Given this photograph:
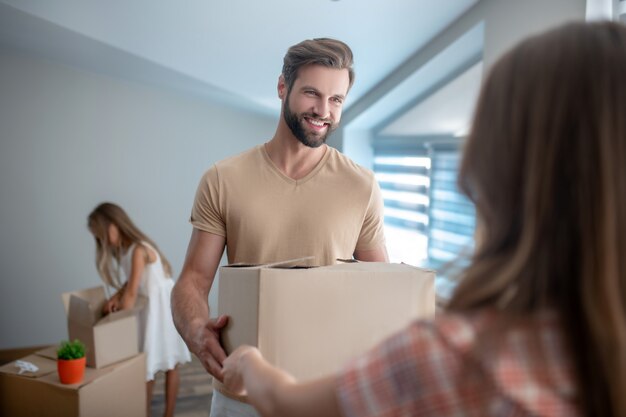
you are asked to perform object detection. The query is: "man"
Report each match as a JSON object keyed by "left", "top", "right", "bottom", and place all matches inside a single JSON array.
[{"left": 172, "top": 37, "right": 388, "bottom": 417}]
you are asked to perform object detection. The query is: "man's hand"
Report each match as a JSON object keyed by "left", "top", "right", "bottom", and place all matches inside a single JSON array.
[
  {"left": 171, "top": 230, "right": 227, "bottom": 378},
  {"left": 192, "top": 314, "right": 230, "bottom": 381}
]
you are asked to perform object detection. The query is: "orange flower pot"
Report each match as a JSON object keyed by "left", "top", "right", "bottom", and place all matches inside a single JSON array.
[{"left": 57, "top": 357, "right": 86, "bottom": 384}]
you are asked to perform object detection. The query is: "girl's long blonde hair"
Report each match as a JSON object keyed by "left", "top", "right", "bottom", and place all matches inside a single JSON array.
[
  {"left": 87, "top": 202, "right": 172, "bottom": 288},
  {"left": 448, "top": 21, "right": 626, "bottom": 416}
]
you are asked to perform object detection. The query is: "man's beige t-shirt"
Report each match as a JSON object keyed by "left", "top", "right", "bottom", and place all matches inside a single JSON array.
[{"left": 190, "top": 144, "right": 385, "bottom": 266}]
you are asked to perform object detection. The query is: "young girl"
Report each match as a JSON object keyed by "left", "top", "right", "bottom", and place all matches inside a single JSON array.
[
  {"left": 88, "top": 202, "right": 191, "bottom": 417},
  {"left": 222, "top": 21, "right": 626, "bottom": 417}
]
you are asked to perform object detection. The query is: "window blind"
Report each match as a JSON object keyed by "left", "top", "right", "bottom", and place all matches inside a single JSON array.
[
  {"left": 372, "top": 137, "right": 475, "bottom": 276},
  {"left": 373, "top": 140, "right": 431, "bottom": 265},
  {"left": 425, "top": 142, "right": 475, "bottom": 274}
]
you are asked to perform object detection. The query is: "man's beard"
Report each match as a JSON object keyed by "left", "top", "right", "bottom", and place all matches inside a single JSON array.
[{"left": 283, "top": 95, "right": 336, "bottom": 148}]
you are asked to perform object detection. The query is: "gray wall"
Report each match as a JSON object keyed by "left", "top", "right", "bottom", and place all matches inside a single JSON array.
[{"left": 0, "top": 47, "right": 276, "bottom": 349}]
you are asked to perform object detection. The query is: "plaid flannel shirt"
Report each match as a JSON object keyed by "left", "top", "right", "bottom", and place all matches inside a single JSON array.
[{"left": 337, "top": 309, "right": 579, "bottom": 417}]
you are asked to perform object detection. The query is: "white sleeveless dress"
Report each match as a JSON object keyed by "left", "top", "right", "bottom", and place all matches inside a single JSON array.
[{"left": 120, "top": 242, "right": 191, "bottom": 381}]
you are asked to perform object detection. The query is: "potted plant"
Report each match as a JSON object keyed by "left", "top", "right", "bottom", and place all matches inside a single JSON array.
[{"left": 57, "top": 339, "right": 87, "bottom": 384}]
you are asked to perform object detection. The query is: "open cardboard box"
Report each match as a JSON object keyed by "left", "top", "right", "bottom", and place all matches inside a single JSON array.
[
  {"left": 218, "top": 260, "right": 435, "bottom": 385},
  {"left": 62, "top": 286, "right": 146, "bottom": 368},
  {"left": 0, "top": 346, "right": 146, "bottom": 417}
]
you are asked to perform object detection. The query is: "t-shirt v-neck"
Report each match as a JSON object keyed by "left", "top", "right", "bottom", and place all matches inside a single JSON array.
[{"left": 260, "top": 144, "right": 331, "bottom": 186}]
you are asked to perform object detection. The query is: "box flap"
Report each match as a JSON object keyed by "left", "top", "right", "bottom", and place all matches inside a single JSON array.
[
  {"left": 68, "top": 294, "right": 101, "bottom": 326},
  {"left": 62, "top": 286, "right": 106, "bottom": 320},
  {"left": 94, "top": 295, "right": 147, "bottom": 326},
  {"left": 323, "top": 261, "right": 435, "bottom": 274},
  {"left": 35, "top": 345, "right": 59, "bottom": 360},
  {"left": 62, "top": 286, "right": 107, "bottom": 316},
  {"left": 261, "top": 257, "right": 316, "bottom": 269},
  {"left": 0, "top": 354, "right": 57, "bottom": 378},
  {"left": 61, "top": 292, "right": 71, "bottom": 316},
  {"left": 223, "top": 256, "right": 316, "bottom": 270},
  {"left": 0, "top": 346, "right": 117, "bottom": 387}
]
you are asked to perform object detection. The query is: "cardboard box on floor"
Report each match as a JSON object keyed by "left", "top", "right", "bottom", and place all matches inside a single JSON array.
[
  {"left": 62, "top": 286, "right": 146, "bottom": 368},
  {"left": 219, "top": 260, "right": 436, "bottom": 382},
  {"left": 0, "top": 347, "right": 146, "bottom": 417}
]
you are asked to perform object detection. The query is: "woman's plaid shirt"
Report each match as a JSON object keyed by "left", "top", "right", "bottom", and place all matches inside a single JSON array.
[{"left": 337, "top": 310, "right": 578, "bottom": 417}]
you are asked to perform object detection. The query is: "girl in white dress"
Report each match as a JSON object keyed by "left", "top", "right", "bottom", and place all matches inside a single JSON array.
[{"left": 88, "top": 202, "right": 191, "bottom": 417}]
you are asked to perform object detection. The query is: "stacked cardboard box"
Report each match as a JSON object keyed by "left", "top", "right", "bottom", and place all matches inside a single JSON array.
[
  {"left": 0, "top": 347, "right": 146, "bottom": 417},
  {"left": 0, "top": 285, "right": 148, "bottom": 416}
]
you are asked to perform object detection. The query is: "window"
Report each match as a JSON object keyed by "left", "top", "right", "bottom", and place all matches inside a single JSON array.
[
  {"left": 373, "top": 137, "right": 475, "bottom": 298},
  {"left": 373, "top": 140, "right": 430, "bottom": 267},
  {"left": 425, "top": 142, "right": 475, "bottom": 285}
]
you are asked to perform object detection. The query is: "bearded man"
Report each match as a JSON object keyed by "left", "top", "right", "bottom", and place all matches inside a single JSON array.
[{"left": 172, "top": 38, "right": 388, "bottom": 417}]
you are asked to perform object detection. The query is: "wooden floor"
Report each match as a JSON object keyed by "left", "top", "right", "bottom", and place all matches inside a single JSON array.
[{"left": 151, "top": 355, "right": 213, "bottom": 417}]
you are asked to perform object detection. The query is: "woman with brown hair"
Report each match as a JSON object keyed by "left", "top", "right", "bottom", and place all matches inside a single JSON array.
[{"left": 221, "top": 20, "right": 626, "bottom": 417}]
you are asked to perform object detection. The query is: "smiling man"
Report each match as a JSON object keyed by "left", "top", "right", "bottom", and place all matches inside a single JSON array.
[
  {"left": 171, "top": 38, "right": 388, "bottom": 417},
  {"left": 282, "top": 64, "right": 345, "bottom": 148}
]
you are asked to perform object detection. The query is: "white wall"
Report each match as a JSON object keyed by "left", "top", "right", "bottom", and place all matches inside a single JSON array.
[
  {"left": 342, "top": 129, "right": 374, "bottom": 170},
  {"left": 0, "top": 47, "right": 276, "bottom": 349},
  {"left": 340, "top": 0, "right": 586, "bottom": 168},
  {"left": 482, "top": 0, "right": 586, "bottom": 70}
]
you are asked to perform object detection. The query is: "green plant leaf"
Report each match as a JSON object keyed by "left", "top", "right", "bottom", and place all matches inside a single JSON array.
[{"left": 57, "top": 339, "right": 86, "bottom": 360}]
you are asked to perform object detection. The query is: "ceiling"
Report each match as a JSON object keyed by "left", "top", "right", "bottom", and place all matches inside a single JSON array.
[
  {"left": 0, "top": 0, "right": 479, "bottom": 122},
  {"left": 381, "top": 61, "right": 482, "bottom": 136}
]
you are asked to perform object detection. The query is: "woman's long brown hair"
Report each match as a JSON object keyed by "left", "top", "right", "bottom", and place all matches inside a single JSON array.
[
  {"left": 88, "top": 202, "right": 173, "bottom": 288},
  {"left": 448, "top": 21, "right": 626, "bottom": 416}
]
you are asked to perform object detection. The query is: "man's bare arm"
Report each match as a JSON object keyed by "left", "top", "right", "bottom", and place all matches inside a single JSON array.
[
  {"left": 171, "top": 228, "right": 228, "bottom": 380},
  {"left": 354, "top": 244, "right": 389, "bottom": 262}
]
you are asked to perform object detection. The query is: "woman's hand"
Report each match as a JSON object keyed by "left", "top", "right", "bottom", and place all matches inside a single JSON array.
[
  {"left": 222, "top": 345, "right": 262, "bottom": 395},
  {"left": 223, "top": 346, "right": 339, "bottom": 417},
  {"left": 102, "top": 296, "right": 121, "bottom": 315}
]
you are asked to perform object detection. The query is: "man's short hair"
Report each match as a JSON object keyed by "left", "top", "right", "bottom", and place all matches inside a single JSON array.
[{"left": 282, "top": 38, "right": 355, "bottom": 93}]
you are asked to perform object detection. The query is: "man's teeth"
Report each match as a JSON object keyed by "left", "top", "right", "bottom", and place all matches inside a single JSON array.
[{"left": 307, "top": 118, "right": 326, "bottom": 127}]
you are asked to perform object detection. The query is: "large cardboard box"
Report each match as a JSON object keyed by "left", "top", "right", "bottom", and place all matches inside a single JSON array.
[
  {"left": 0, "top": 347, "right": 146, "bottom": 417},
  {"left": 62, "top": 286, "right": 146, "bottom": 368},
  {"left": 219, "top": 261, "right": 435, "bottom": 382}
]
